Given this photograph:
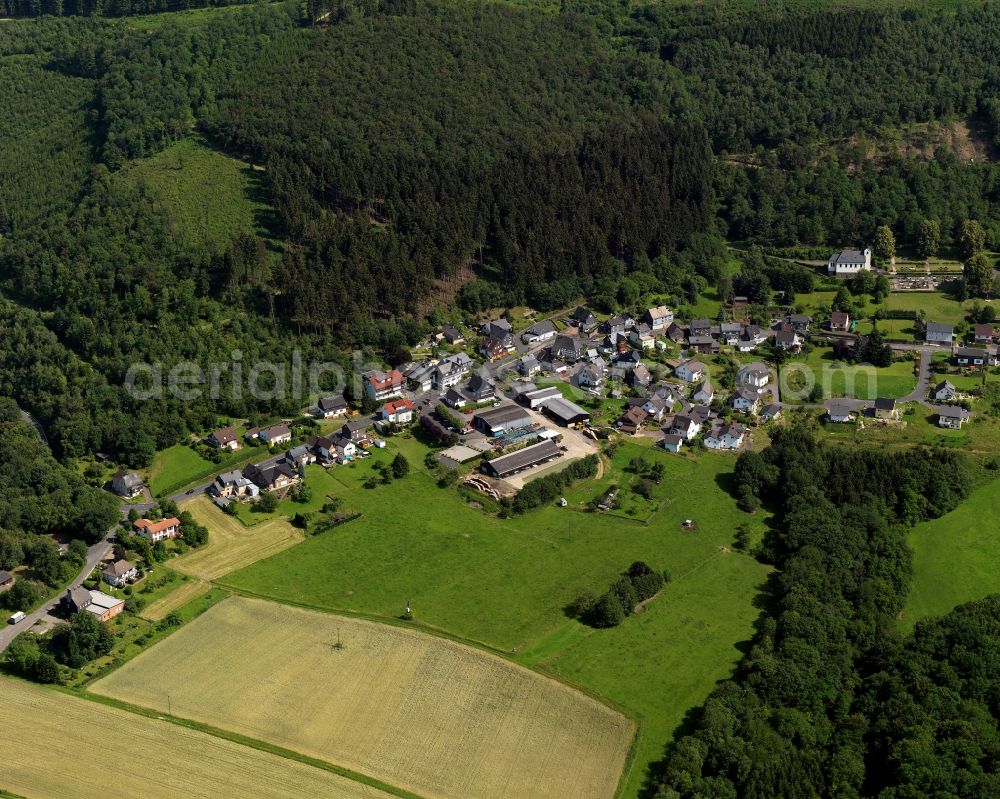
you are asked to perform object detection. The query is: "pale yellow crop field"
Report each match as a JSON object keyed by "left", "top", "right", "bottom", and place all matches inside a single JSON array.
[
  {"left": 140, "top": 577, "right": 210, "bottom": 621},
  {"left": 0, "top": 677, "right": 397, "bottom": 799},
  {"left": 93, "top": 596, "right": 634, "bottom": 799},
  {"left": 172, "top": 495, "right": 303, "bottom": 580}
]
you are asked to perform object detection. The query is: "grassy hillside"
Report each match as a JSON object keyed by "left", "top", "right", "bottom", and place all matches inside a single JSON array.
[
  {"left": 904, "top": 474, "right": 1000, "bottom": 630},
  {"left": 116, "top": 137, "right": 278, "bottom": 257}
]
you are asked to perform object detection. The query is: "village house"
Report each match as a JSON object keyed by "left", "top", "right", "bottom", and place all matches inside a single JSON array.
[
  {"left": 381, "top": 398, "right": 417, "bottom": 425},
  {"left": 629, "top": 324, "right": 656, "bottom": 350},
  {"left": 933, "top": 380, "right": 958, "bottom": 401},
  {"left": 441, "top": 325, "right": 465, "bottom": 345},
  {"left": 873, "top": 398, "right": 899, "bottom": 420},
  {"left": 85, "top": 591, "right": 126, "bottom": 622},
  {"left": 341, "top": 419, "right": 371, "bottom": 444},
  {"left": 518, "top": 355, "right": 540, "bottom": 378},
  {"left": 954, "top": 347, "right": 988, "bottom": 368},
  {"left": 617, "top": 405, "right": 649, "bottom": 435},
  {"left": 600, "top": 315, "right": 631, "bottom": 336},
  {"left": 443, "top": 387, "right": 468, "bottom": 409},
  {"left": 737, "top": 325, "right": 767, "bottom": 352},
  {"left": 315, "top": 435, "right": 357, "bottom": 463},
  {"left": 0, "top": 570, "right": 14, "bottom": 591},
  {"left": 731, "top": 386, "right": 761, "bottom": 414},
  {"left": 739, "top": 363, "right": 770, "bottom": 389},
  {"left": 670, "top": 414, "right": 702, "bottom": 441},
  {"left": 827, "top": 400, "right": 856, "bottom": 423},
  {"left": 62, "top": 586, "right": 93, "bottom": 615},
  {"left": 689, "top": 318, "right": 712, "bottom": 338},
  {"left": 364, "top": 369, "right": 406, "bottom": 401},
  {"left": 760, "top": 403, "right": 782, "bottom": 422},
  {"left": 102, "top": 559, "right": 138, "bottom": 588},
  {"left": 259, "top": 423, "right": 292, "bottom": 446},
  {"left": 464, "top": 373, "right": 496, "bottom": 403},
  {"left": 645, "top": 305, "right": 673, "bottom": 330},
  {"left": 693, "top": 379, "right": 714, "bottom": 404},
  {"left": 786, "top": 314, "right": 812, "bottom": 333},
  {"left": 829, "top": 311, "right": 851, "bottom": 332},
  {"left": 827, "top": 247, "right": 872, "bottom": 275},
  {"left": 628, "top": 363, "right": 652, "bottom": 390},
  {"left": 211, "top": 469, "right": 260, "bottom": 500},
  {"left": 435, "top": 353, "right": 474, "bottom": 389},
  {"left": 690, "top": 404, "right": 715, "bottom": 424},
  {"left": 925, "top": 322, "right": 954, "bottom": 344},
  {"left": 110, "top": 470, "right": 144, "bottom": 498},
  {"left": 937, "top": 405, "right": 970, "bottom": 429},
  {"left": 521, "top": 319, "right": 557, "bottom": 344},
  {"left": 552, "top": 334, "right": 589, "bottom": 363},
  {"left": 315, "top": 395, "right": 348, "bottom": 419},
  {"left": 571, "top": 306, "right": 598, "bottom": 332},
  {"left": 206, "top": 426, "right": 240, "bottom": 450},
  {"left": 574, "top": 363, "right": 606, "bottom": 391},
  {"left": 614, "top": 349, "right": 643, "bottom": 370},
  {"left": 688, "top": 334, "right": 719, "bottom": 354},
  {"left": 774, "top": 330, "right": 803, "bottom": 351},
  {"left": 284, "top": 443, "right": 316, "bottom": 469},
  {"left": 244, "top": 462, "right": 297, "bottom": 492},
  {"left": 133, "top": 517, "right": 181, "bottom": 542},
  {"left": 660, "top": 433, "right": 684, "bottom": 453},
  {"left": 975, "top": 324, "right": 996, "bottom": 344},
  {"left": 705, "top": 423, "right": 746, "bottom": 451},
  {"left": 719, "top": 322, "right": 743, "bottom": 346},
  {"left": 641, "top": 394, "right": 670, "bottom": 423},
  {"left": 665, "top": 322, "right": 686, "bottom": 344},
  {"left": 675, "top": 360, "right": 706, "bottom": 383}
]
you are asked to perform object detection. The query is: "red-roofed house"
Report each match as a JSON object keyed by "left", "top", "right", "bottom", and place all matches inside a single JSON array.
[
  {"left": 381, "top": 399, "right": 416, "bottom": 425},
  {"left": 364, "top": 370, "right": 405, "bottom": 401},
  {"left": 133, "top": 517, "right": 181, "bottom": 543}
]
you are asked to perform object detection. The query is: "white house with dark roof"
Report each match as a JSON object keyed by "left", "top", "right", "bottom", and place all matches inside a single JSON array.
[
  {"left": 925, "top": 322, "right": 954, "bottom": 344},
  {"left": 730, "top": 386, "right": 761, "bottom": 414},
  {"left": 645, "top": 306, "right": 673, "bottom": 330},
  {"left": 693, "top": 379, "right": 714, "bottom": 404},
  {"left": 521, "top": 319, "right": 557, "bottom": 344},
  {"left": 937, "top": 405, "right": 970, "bottom": 429},
  {"left": 671, "top": 414, "right": 702, "bottom": 440},
  {"left": 933, "top": 380, "right": 957, "bottom": 401},
  {"left": 660, "top": 433, "right": 684, "bottom": 453},
  {"left": 739, "top": 363, "right": 770, "bottom": 388},
  {"left": 315, "top": 395, "right": 348, "bottom": 419},
  {"left": 675, "top": 360, "right": 706, "bottom": 383},
  {"left": 705, "top": 423, "right": 746, "bottom": 450},
  {"left": 110, "top": 470, "right": 144, "bottom": 498},
  {"left": 827, "top": 401, "right": 856, "bottom": 423},
  {"left": 827, "top": 248, "right": 872, "bottom": 275}
]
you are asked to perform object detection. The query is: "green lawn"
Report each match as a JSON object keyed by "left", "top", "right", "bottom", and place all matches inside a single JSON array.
[
  {"left": 881, "top": 291, "right": 974, "bottom": 325},
  {"left": 148, "top": 441, "right": 268, "bottom": 496},
  {"left": 232, "top": 464, "right": 345, "bottom": 525},
  {"left": 781, "top": 347, "right": 916, "bottom": 401},
  {"left": 220, "top": 439, "right": 770, "bottom": 797},
  {"left": 116, "top": 137, "right": 278, "bottom": 257},
  {"left": 904, "top": 474, "right": 1000, "bottom": 632}
]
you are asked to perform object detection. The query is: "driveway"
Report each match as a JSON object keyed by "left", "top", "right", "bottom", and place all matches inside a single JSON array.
[{"left": 0, "top": 534, "right": 113, "bottom": 654}]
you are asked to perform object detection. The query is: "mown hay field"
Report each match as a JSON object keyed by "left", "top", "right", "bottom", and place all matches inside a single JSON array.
[
  {"left": 140, "top": 577, "right": 211, "bottom": 621},
  {"left": 92, "top": 596, "right": 634, "bottom": 799},
  {"left": 172, "top": 495, "right": 303, "bottom": 580},
  {"left": 0, "top": 677, "right": 397, "bottom": 799}
]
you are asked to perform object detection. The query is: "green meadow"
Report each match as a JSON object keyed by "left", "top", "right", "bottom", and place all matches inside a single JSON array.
[
  {"left": 219, "top": 436, "right": 770, "bottom": 797},
  {"left": 904, "top": 474, "right": 1000, "bottom": 631}
]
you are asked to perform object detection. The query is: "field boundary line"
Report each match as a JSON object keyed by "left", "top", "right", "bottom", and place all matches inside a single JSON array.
[{"left": 71, "top": 687, "right": 431, "bottom": 799}]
